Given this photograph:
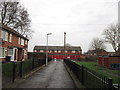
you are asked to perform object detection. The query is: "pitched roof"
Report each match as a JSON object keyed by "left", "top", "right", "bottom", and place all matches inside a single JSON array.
[
  {"left": 0, "top": 24, "right": 29, "bottom": 40},
  {"left": 34, "top": 46, "right": 82, "bottom": 51}
]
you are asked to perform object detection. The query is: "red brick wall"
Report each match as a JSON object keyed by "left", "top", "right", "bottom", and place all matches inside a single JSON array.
[
  {"left": 1, "top": 29, "right": 28, "bottom": 61},
  {"left": 109, "top": 57, "right": 120, "bottom": 64},
  {"left": 98, "top": 56, "right": 120, "bottom": 68},
  {"left": 2, "top": 33, "right": 27, "bottom": 48}
]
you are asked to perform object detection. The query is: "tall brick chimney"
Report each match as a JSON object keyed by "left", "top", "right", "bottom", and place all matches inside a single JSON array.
[{"left": 118, "top": 2, "right": 120, "bottom": 56}]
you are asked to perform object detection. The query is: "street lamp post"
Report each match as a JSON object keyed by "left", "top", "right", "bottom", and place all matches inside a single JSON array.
[{"left": 46, "top": 33, "right": 52, "bottom": 65}]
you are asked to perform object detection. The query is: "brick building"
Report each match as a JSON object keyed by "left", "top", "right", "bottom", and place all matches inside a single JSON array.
[
  {"left": 0, "top": 24, "right": 29, "bottom": 61},
  {"left": 33, "top": 46, "right": 82, "bottom": 60},
  {"left": 98, "top": 49, "right": 120, "bottom": 68}
]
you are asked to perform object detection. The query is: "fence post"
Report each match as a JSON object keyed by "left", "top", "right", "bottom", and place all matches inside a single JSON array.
[
  {"left": 81, "top": 65, "right": 84, "bottom": 85},
  {"left": 12, "top": 62, "right": 15, "bottom": 83},
  {"left": 108, "top": 78, "right": 113, "bottom": 90},
  {"left": 118, "top": 83, "right": 120, "bottom": 90},
  {"left": 20, "top": 61, "right": 23, "bottom": 78},
  {"left": 118, "top": 83, "right": 119, "bottom": 90}
]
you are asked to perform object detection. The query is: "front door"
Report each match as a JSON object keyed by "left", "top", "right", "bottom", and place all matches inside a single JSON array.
[
  {"left": 13, "top": 48, "right": 18, "bottom": 61},
  {"left": 8, "top": 48, "right": 18, "bottom": 61}
]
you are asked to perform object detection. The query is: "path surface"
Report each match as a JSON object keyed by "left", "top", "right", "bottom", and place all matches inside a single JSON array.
[{"left": 16, "top": 60, "right": 75, "bottom": 88}]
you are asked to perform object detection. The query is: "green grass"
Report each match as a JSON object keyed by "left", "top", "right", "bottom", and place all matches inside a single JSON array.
[{"left": 76, "top": 61, "right": 120, "bottom": 84}]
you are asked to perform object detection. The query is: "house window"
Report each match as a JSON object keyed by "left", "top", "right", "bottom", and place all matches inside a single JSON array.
[
  {"left": 18, "top": 37, "right": 21, "bottom": 44},
  {"left": 8, "top": 48, "right": 13, "bottom": 55},
  {"left": 1, "top": 30, "right": 8, "bottom": 41},
  {"left": 21, "top": 38, "right": 24, "bottom": 45},
  {"left": 5, "top": 32, "right": 8, "bottom": 41},
  {"left": 40, "top": 50, "right": 44, "bottom": 52},
  {"left": 72, "top": 51, "right": 75, "bottom": 53},
  {"left": 0, "top": 47, "right": 7, "bottom": 58},
  {"left": 25, "top": 40, "right": 28, "bottom": 45},
  {"left": 9, "top": 33, "right": 12, "bottom": 42},
  {"left": 49, "top": 50, "right": 52, "bottom": 53},
  {"left": 65, "top": 51, "right": 68, "bottom": 53},
  {"left": 34, "top": 50, "right": 37, "bottom": 52},
  {"left": 58, "top": 50, "right": 61, "bottom": 53},
  {"left": 55, "top": 50, "right": 57, "bottom": 53},
  {"left": 79, "top": 51, "right": 81, "bottom": 53}
]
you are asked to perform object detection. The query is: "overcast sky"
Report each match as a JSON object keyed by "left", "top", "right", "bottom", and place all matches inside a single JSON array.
[{"left": 20, "top": 0, "right": 118, "bottom": 53}]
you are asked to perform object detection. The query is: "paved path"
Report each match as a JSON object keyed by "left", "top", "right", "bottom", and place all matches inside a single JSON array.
[{"left": 16, "top": 60, "right": 75, "bottom": 88}]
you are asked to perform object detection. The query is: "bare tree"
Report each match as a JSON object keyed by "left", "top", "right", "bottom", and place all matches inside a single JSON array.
[
  {"left": 0, "top": 0, "right": 33, "bottom": 38},
  {"left": 103, "top": 24, "right": 119, "bottom": 52},
  {"left": 90, "top": 37, "right": 106, "bottom": 52}
]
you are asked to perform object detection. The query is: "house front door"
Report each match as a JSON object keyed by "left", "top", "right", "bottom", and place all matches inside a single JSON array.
[{"left": 13, "top": 48, "right": 18, "bottom": 61}]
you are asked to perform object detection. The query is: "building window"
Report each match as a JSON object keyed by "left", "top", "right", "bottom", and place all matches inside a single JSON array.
[
  {"left": 58, "top": 50, "right": 61, "bottom": 53},
  {"left": 65, "top": 51, "right": 68, "bottom": 53},
  {"left": 49, "top": 50, "right": 52, "bottom": 53},
  {"left": 34, "top": 50, "right": 37, "bottom": 52},
  {"left": 8, "top": 48, "right": 13, "bottom": 56},
  {"left": 40, "top": 50, "right": 44, "bottom": 53},
  {"left": 48, "top": 50, "right": 50, "bottom": 53},
  {"left": 25, "top": 40, "right": 28, "bottom": 45},
  {"left": 18, "top": 37, "right": 21, "bottom": 44},
  {"left": 9, "top": 33, "right": 12, "bottom": 42},
  {"left": 21, "top": 38, "right": 24, "bottom": 45},
  {"left": 1, "top": 30, "right": 8, "bottom": 41},
  {"left": 79, "top": 51, "right": 81, "bottom": 53},
  {"left": 72, "top": 51, "right": 75, "bottom": 53},
  {"left": 0, "top": 47, "right": 7, "bottom": 58},
  {"left": 55, "top": 50, "right": 57, "bottom": 53}
]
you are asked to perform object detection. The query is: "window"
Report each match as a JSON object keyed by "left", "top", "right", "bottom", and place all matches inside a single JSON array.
[
  {"left": 9, "top": 34, "right": 12, "bottom": 42},
  {"left": 55, "top": 50, "right": 57, "bottom": 53},
  {"left": 0, "top": 47, "right": 7, "bottom": 58},
  {"left": 1, "top": 30, "right": 8, "bottom": 41},
  {"left": 25, "top": 40, "right": 28, "bottom": 45},
  {"left": 72, "top": 51, "right": 75, "bottom": 53},
  {"left": 65, "top": 51, "right": 67, "bottom": 53},
  {"left": 5, "top": 32, "right": 8, "bottom": 41},
  {"left": 18, "top": 37, "right": 21, "bottom": 44},
  {"left": 49, "top": 50, "right": 52, "bottom": 53},
  {"left": 21, "top": 38, "right": 24, "bottom": 45},
  {"left": 8, "top": 48, "right": 13, "bottom": 55},
  {"left": 40, "top": 50, "right": 44, "bottom": 53},
  {"left": 58, "top": 50, "right": 61, "bottom": 53}
]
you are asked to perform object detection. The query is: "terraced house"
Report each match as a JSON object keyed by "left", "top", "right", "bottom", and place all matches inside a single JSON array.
[
  {"left": 0, "top": 24, "right": 29, "bottom": 61},
  {"left": 33, "top": 46, "right": 82, "bottom": 60}
]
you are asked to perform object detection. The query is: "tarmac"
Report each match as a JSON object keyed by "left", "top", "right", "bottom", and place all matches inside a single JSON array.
[{"left": 16, "top": 60, "right": 75, "bottom": 88}]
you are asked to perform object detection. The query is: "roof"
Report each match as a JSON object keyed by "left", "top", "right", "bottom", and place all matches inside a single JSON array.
[
  {"left": 0, "top": 24, "right": 29, "bottom": 40},
  {"left": 34, "top": 46, "right": 82, "bottom": 51}
]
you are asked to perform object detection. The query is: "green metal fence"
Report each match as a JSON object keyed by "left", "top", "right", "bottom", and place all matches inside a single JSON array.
[
  {"left": 2, "top": 58, "right": 52, "bottom": 88},
  {"left": 64, "top": 59, "right": 119, "bottom": 89}
]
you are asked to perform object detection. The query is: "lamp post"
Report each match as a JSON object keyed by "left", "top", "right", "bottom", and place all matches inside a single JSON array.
[{"left": 46, "top": 33, "right": 52, "bottom": 65}]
